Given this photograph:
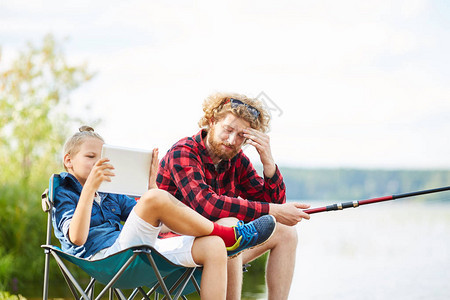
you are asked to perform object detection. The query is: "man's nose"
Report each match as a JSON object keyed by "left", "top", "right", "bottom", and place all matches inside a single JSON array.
[{"left": 227, "top": 133, "right": 237, "bottom": 145}]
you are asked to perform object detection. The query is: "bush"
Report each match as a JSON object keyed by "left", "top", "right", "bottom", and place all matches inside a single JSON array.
[{"left": 0, "top": 291, "right": 27, "bottom": 300}]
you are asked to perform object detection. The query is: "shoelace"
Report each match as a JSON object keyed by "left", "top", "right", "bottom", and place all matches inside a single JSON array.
[{"left": 235, "top": 221, "right": 258, "bottom": 246}]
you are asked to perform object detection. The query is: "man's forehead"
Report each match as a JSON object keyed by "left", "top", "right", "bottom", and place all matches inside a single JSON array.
[{"left": 219, "top": 113, "right": 250, "bottom": 130}]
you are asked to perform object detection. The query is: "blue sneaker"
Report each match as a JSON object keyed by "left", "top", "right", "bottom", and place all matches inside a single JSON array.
[{"left": 227, "top": 215, "right": 276, "bottom": 258}]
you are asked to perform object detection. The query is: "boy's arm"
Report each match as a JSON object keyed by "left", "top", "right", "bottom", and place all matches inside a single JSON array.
[{"left": 69, "top": 158, "right": 114, "bottom": 246}]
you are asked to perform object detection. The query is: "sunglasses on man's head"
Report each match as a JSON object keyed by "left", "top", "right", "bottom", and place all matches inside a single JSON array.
[{"left": 224, "top": 98, "right": 260, "bottom": 119}]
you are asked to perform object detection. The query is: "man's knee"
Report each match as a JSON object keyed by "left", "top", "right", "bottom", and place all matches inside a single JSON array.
[
  {"left": 216, "top": 217, "right": 239, "bottom": 226},
  {"left": 273, "top": 223, "right": 298, "bottom": 247},
  {"left": 282, "top": 223, "right": 298, "bottom": 241}
]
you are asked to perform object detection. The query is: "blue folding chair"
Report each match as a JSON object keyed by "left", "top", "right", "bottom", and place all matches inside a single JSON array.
[{"left": 41, "top": 174, "right": 202, "bottom": 300}]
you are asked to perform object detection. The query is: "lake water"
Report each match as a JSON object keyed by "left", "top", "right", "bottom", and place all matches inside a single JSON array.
[{"left": 283, "top": 200, "right": 450, "bottom": 300}]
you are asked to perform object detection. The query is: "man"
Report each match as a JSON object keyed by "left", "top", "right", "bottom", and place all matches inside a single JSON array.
[{"left": 157, "top": 92, "right": 310, "bottom": 300}]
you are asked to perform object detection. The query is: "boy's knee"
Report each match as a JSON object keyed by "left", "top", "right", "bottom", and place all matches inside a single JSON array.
[
  {"left": 205, "top": 236, "right": 227, "bottom": 258},
  {"left": 139, "top": 189, "right": 167, "bottom": 210},
  {"left": 193, "top": 236, "right": 227, "bottom": 265}
]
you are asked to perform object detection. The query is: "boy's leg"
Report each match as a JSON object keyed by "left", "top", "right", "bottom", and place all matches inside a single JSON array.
[
  {"left": 135, "top": 189, "right": 277, "bottom": 257},
  {"left": 156, "top": 235, "right": 227, "bottom": 300},
  {"left": 191, "top": 236, "right": 227, "bottom": 300},
  {"left": 134, "top": 189, "right": 214, "bottom": 236}
]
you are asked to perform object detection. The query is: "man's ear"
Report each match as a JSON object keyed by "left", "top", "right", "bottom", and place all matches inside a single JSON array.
[
  {"left": 209, "top": 117, "right": 215, "bottom": 127},
  {"left": 63, "top": 153, "right": 73, "bottom": 170}
]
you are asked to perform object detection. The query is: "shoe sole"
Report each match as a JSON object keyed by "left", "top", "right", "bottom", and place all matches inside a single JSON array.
[{"left": 228, "top": 215, "right": 277, "bottom": 259}]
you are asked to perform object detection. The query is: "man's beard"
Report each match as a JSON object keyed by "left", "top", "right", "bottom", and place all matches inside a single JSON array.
[{"left": 207, "top": 126, "right": 241, "bottom": 161}]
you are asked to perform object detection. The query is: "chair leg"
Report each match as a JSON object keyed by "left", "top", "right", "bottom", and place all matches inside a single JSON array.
[
  {"left": 42, "top": 250, "right": 51, "bottom": 300},
  {"left": 144, "top": 253, "right": 173, "bottom": 300},
  {"left": 86, "top": 278, "right": 96, "bottom": 299},
  {"left": 168, "top": 268, "right": 196, "bottom": 300},
  {"left": 126, "top": 287, "right": 139, "bottom": 300},
  {"left": 135, "top": 287, "right": 152, "bottom": 300},
  {"left": 112, "top": 288, "right": 126, "bottom": 300},
  {"left": 94, "top": 253, "right": 139, "bottom": 300},
  {"left": 144, "top": 283, "right": 160, "bottom": 299},
  {"left": 51, "top": 252, "right": 90, "bottom": 300},
  {"left": 192, "top": 277, "right": 201, "bottom": 295}
]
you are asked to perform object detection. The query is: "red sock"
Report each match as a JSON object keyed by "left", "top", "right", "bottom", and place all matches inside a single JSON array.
[{"left": 210, "top": 223, "right": 236, "bottom": 247}]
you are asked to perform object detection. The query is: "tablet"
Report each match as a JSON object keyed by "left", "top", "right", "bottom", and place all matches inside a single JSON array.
[{"left": 98, "top": 144, "right": 152, "bottom": 196}]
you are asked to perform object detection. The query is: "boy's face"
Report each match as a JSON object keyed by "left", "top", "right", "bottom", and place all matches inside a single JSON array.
[
  {"left": 65, "top": 137, "right": 103, "bottom": 185},
  {"left": 207, "top": 112, "right": 250, "bottom": 163}
]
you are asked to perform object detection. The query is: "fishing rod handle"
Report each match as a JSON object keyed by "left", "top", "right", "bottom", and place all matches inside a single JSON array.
[{"left": 304, "top": 200, "right": 360, "bottom": 214}]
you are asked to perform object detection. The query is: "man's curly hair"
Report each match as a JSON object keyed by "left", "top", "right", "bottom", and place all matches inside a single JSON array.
[{"left": 198, "top": 92, "right": 270, "bottom": 132}]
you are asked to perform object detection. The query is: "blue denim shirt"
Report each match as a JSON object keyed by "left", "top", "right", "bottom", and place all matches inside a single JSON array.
[{"left": 52, "top": 172, "right": 137, "bottom": 258}]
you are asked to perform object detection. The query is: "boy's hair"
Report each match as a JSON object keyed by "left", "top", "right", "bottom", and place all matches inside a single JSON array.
[
  {"left": 62, "top": 126, "right": 104, "bottom": 170},
  {"left": 198, "top": 92, "right": 271, "bottom": 133}
]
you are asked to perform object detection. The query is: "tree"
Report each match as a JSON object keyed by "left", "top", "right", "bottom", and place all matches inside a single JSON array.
[{"left": 0, "top": 34, "right": 95, "bottom": 294}]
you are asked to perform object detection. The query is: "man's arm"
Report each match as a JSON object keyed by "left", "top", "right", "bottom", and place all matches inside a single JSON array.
[
  {"left": 243, "top": 128, "right": 311, "bottom": 225},
  {"left": 236, "top": 156, "right": 286, "bottom": 204}
]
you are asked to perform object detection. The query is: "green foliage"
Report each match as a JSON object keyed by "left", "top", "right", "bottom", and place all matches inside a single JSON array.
[
  {"left": 0, "top": 34, "right": 94, "bottom": 295},
  {"left": 0, "top": 291, "right": 27, "bottom": 300},
  {"left": 0, "top": 249, "right": 14, "bottom": 291},
  {"left": 242, "top": 253, "right": 268, "bottom": 299}
]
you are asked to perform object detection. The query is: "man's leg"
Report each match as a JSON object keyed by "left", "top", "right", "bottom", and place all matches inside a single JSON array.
[
  {"left": 242, "top": 223, "right": 298, "bottom": 300},
  {"left": 226, "top": 255, "right": 243, "bottom": 300},
  {"left": 216, "top": 217, "right": 242, "bottom": 300}
]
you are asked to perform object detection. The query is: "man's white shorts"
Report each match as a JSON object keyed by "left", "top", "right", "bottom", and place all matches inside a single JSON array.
[{"left": 90, "top": 208, "right": 199, "bottom": 267}]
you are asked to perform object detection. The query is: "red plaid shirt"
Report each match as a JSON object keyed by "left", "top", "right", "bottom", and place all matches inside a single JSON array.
[{"left": 157, "top": 130, "right": 286, "bottom": 222}]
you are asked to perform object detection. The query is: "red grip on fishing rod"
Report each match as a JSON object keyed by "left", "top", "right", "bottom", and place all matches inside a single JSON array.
[
  {"left": 303, "top": 207, "right": 328, "bottom": 214},
  {"left": 358, "top": 195, "right": 393, "bottom": 205}
]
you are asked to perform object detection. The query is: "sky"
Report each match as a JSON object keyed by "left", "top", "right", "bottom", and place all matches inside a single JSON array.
[{"left": 1, "top": 0, "right": 449, "bottom": 169}]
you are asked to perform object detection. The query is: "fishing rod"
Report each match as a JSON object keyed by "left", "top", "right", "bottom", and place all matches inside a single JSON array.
[{"left": 303, "top": 185, "right": 450, "bottom": 214}]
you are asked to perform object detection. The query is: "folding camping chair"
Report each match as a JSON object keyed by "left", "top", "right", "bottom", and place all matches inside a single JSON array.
[{"left": 41, "top": 173, "right": 202, "bottom": 300}]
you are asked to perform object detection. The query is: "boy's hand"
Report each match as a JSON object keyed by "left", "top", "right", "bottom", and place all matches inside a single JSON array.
[
  {"left": 85, "top": 158, "right": 115, "bottom": 191},
  {"left": 148, "top": 148, "right": 159, "bottom": 189}
]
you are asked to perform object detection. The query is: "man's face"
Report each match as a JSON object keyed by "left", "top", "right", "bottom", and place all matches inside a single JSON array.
[{"left": 207, "top": 113, "right": 251, "bottom": 162}]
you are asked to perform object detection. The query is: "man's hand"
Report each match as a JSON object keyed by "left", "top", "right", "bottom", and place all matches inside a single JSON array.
[
  {"left": 148, "top": 148, "right": 159, "bottom": 189},
  {"left": 269, "top": 202, "right": 311, "bottom": 226},
  {"left": 244, "top": 128, "right": 276, "bottom": 178}
]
